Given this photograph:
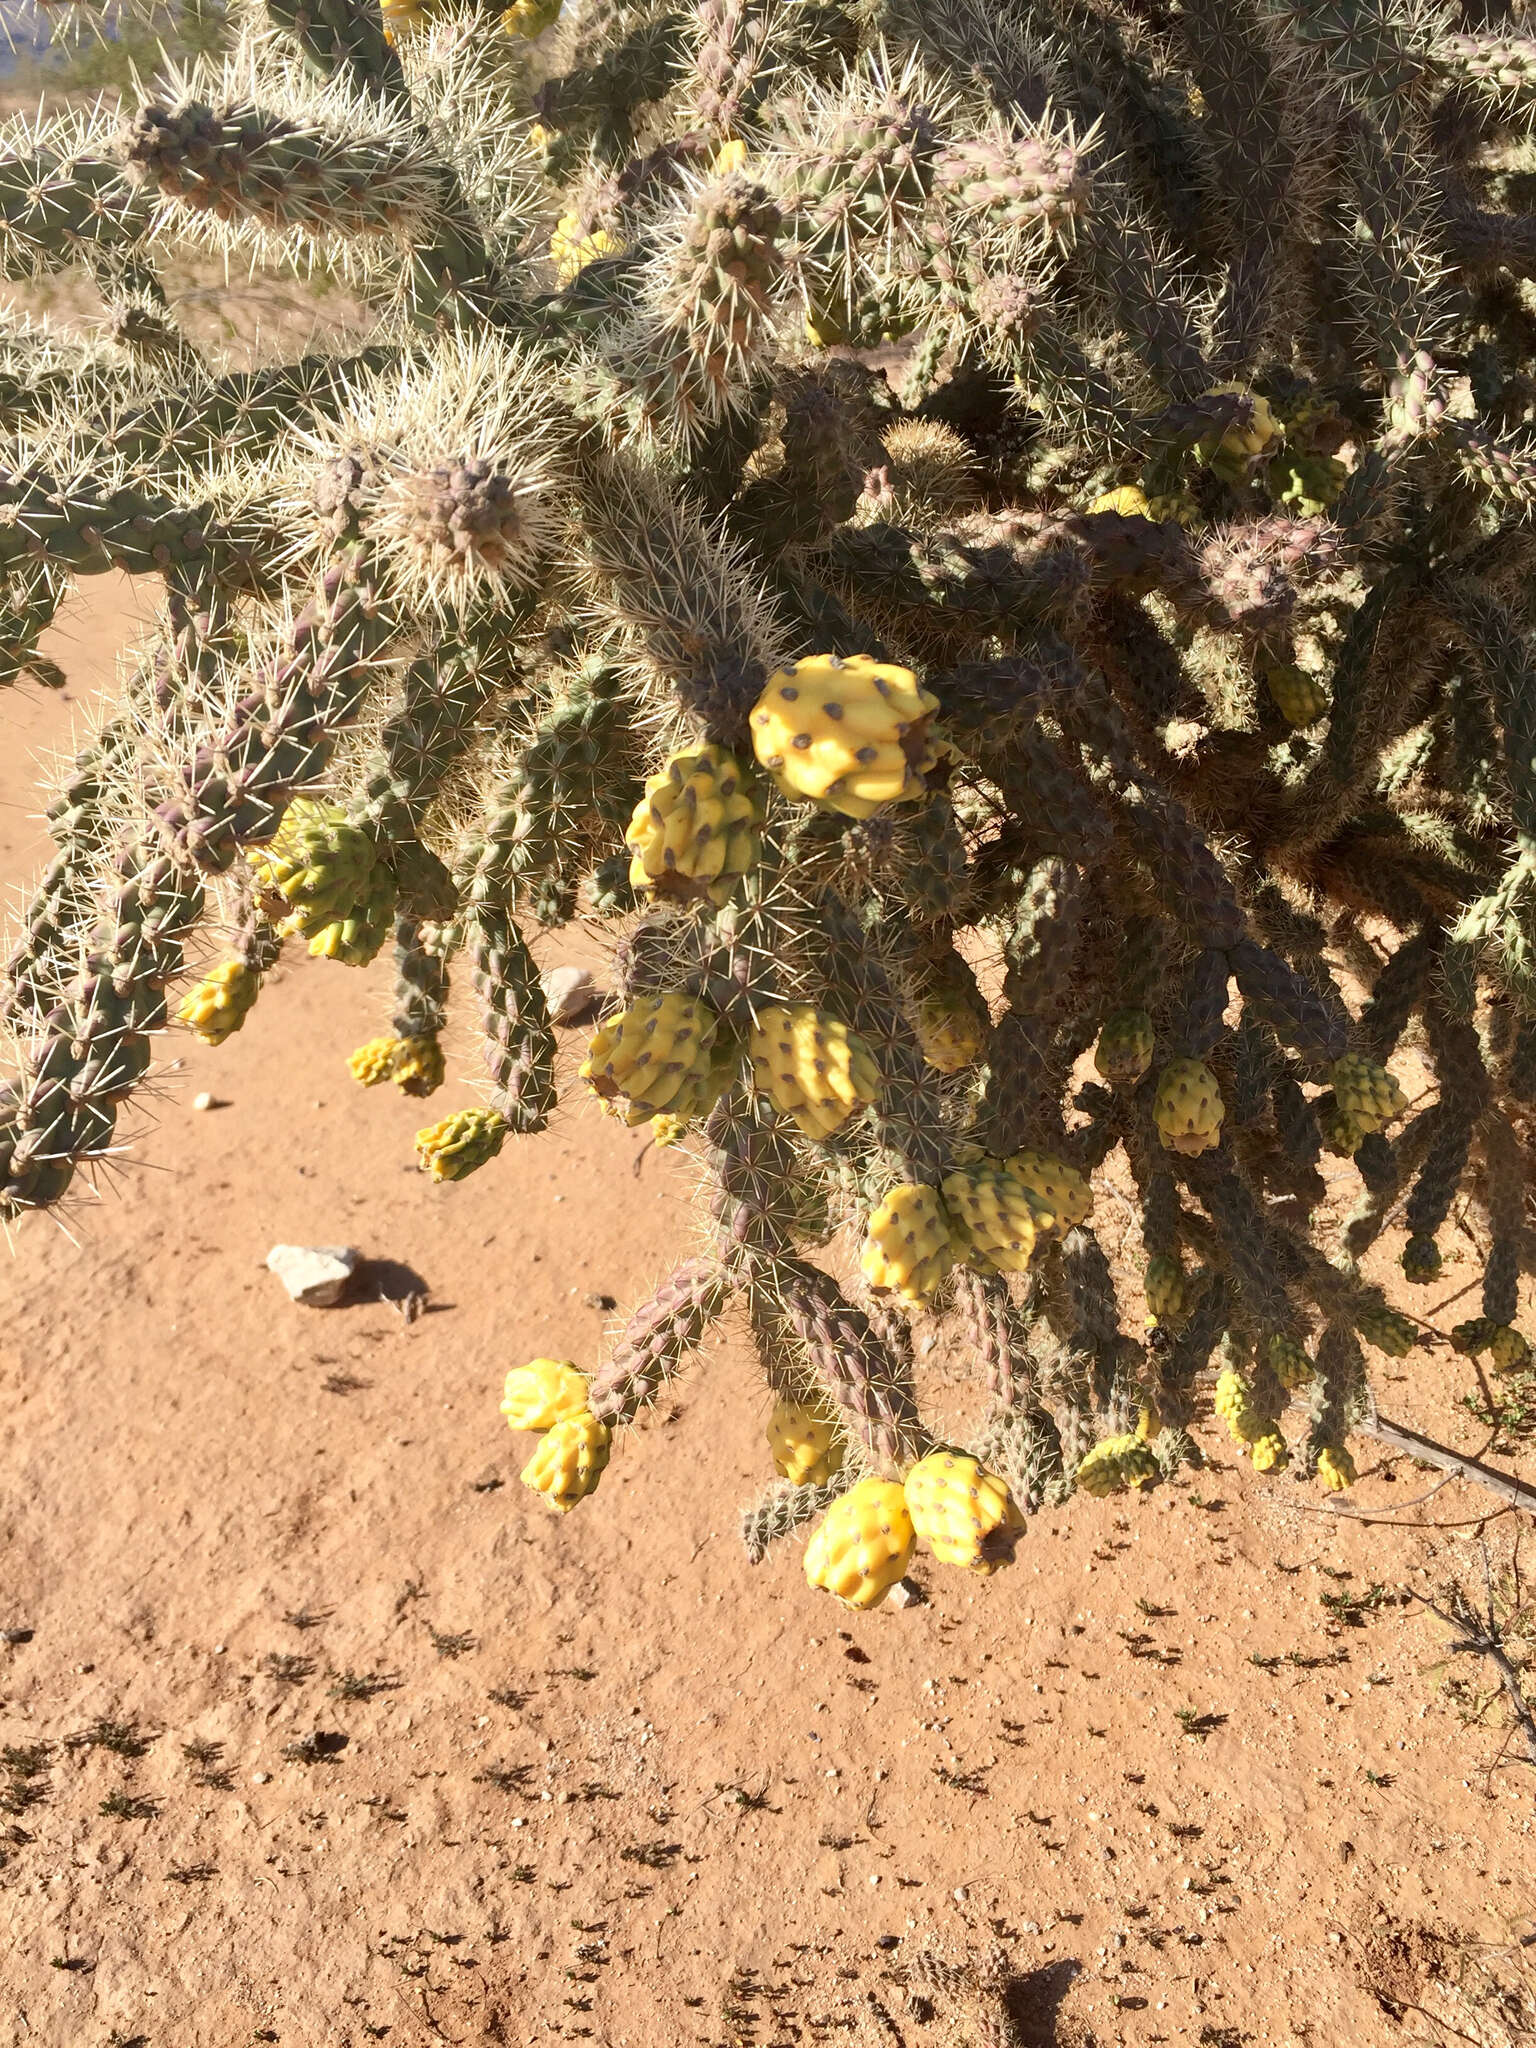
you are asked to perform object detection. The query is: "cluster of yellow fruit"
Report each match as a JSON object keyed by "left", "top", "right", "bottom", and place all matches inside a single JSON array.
[
  {"left": 1213, "top": 1364, "right": 1288, "bottom": 1473},
  {"left": 248, "top": 801, "right": 395, "bottom": 967},
  {"left": 804, "top": 1453, "right": 1022, "bottom": 1609},
  {"left": 861, "top": 1151, "right": 1094, "bottom": 1305},
  {"left": 347, "top": 1034, "right": 446, "bottom": 1098},
  {"left": 500, "top": 1358, "right": 612, "bottom": 1511},
  {"left": 178, "top": 957, "right": 260, "bottom": 1047}
]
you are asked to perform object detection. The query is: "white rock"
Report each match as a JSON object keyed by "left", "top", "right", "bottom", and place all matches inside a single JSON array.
[
  {"left": 540, "top": 965, "right": 602, "bottom": 1026},
  {"left": 887, "top": 1577, "right": 927, "bottom": 1610},
  {"left": 191, "top": 1091, "right": 217, "bottom": 1112},
  {"left": 265, "top": 1243, "right": 358, "bottom": 1308}
]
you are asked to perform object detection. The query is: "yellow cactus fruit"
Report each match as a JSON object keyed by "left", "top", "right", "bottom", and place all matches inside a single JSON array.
[
  {"left": 380, "top": 0, "right": 430, "bottom": 31},
  {"left": 860, "top": 1182, "right": 954, "bottom": 1304},
  {"left": 1144, "top": 1253, "right": 1187, "bottom": 1323},
  {"left": 415, "top": 1105, "right": 509, "bottom": 1181},
  {"left": 1135, "top": 1400, "right": 1162, "bottom": 1442},
  {"left": 1005, "top": 1149, "right": 1093, "bottom": 1239},
  {"left": 1087, "top": 484, "right": 1152, "bottom": 518},
  {"left": 942, "top": 1161, "right": 1047, "bottom": 1275},
  {"left": 178, "top": 958, "right": 259, "bottom": 1047},
  {"left": 520, "top": 1409, "right": 611, "bottom": 1511},
  {"left": 390, "top": 1035, "right": 445, "bottom": 1098},
  {"left": 1153, "top": 1058, "right": 1224, "bottom": 1156},
  {"left": 502, "top": 0, "right": 561, "bottom": 34},
  {"left": 1490, "top": 1324, "right": 1532, "bottom": 1371},
  {"left": 1200, "top": 383, "right": 1282, "bottom": 477},
  {"left": 1318, "top": 1098, "right": 1364, "bottom": 1157},
  {"left": 550, "top": 212, "right": 619, "bottom": 285},
  {"left": 714, "top": 137, "right": 749, "bottom": 173},
  {"left": 303, "top": 866, "right": 397, "bottom": 966},
  {"left": 803, "top": 1476, "right": 915, "bottom": 1609},
  {"left": 1249, "top": 1430, "right": 1290, "bottom": 1474},
  {"left": 1316, "top": 1442, "right": 1357, "bottom": 1493},
  {"left": 501, "top": 1358, "right": 591, "bottom": 1432},
  {"left": 1262, "top": 660, "right": 1329, "bottom": 728},
  {"left": 748, "top": 1004, "right": 880, "bottom": 1140},
  {"left": 766, "top": 1394, "right": 844, "bottom": 1486},
  {"left": 1214, "top": 1365, "right": 1268, "bottom": 1446},
  {"left": 527, "top": 122, "right": 549, "bottom": 153},
  {"left": 581, "top": 992, "right": 720, "bottom": 1125},
  {"left": 624, "top": 744, "right": 763, "bottom": 908},
  {"left": 1264, "top": 1330, "right": 1314, "bottom": 1391},
  {"left": 1093, "top": 1007, "right": 1154, "bottom": 1086},
  {"left": 1357, "top": 1304, "right": 1417, "bottom": 1358},
  {"left": 904, "top": 1448, "right": 1022, "bottom": 1573},
  {"left": 749, "top": 654, "right": 940, "bottom": 820},
  {"left": 349, "top": 1036, "right": 400, "bottom": 1087},
  {"left": 248, "top": 800, "right": 378, "bottom": 938},
  {"left": 348, "top": 1033, "right": 445, "bottom": 1097},
  {"left": 1076, "top": 1434, "right": 1160, "bottom": 1497},
  {"left": 913, "top": 988, "right": 986, "bottom": 1073},
  {"left": 1330, "top": 1054, "right": 1408, "bottom": 1138}
]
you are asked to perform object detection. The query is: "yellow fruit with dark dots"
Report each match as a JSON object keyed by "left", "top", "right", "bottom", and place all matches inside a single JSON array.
[
  {"left": 1357, "top": 1304, "right": 1417, "bottom": 1357},
  {"left": 1318, "top": 1098, "right": 1363, "bottom": 1157},
  {"left": 1200, "top": 383, "right": 1282, "bottom": 478},
  {"left": 1144, "top": 1253, "right": 1187, "bottom": 1322},
  {"left": 1093, "top": 1008, "right": 1154, "bottom": 1086},
  {"left": 178, "top": 958, "right": 259, "bottom": 1046},
  {"left": 624, "top": 744, "right": 764, "bottom": 908},
  {"left": 749, "top": 655, "right": 940, "bottom": 819},
  {"left": 582, "top": 992, "right": 719, "bottom": 1125},
  {"left": 1262, "top": 660, "right": 1329, "bottom": 728},
  {"left": 1315, "top": 1443, "right": 1356, "bottom": 1492},
  {"left": 502, "top": 0, "right": 561, "bottom": 34},
  {"left": 1087, "top": 485, "right": 1151, "bottom": 518},
  {"left": 550, "top": 213, "right": 619, "bottom": 284},
  {"left": 501, "top": 1358, "right": 590, "bottom": 1432},
  {"left": 860, "top": 1182, "right": 954, "bottom": 1304},
  {"left": 1265, "top": 1331, "right": 1313, "bottom": 1391},
  {"left": 1005, "top": 1149, "right": 1092, "bottom": 1238},
  {"left": 714, "top": 138, "right": 749, "bottom": 173},
  {"left": 1214, "top": 1365, "right": 1267, "bottom": 1445},
  {"left": 1400, "top": 1235, "right": 1441, "bottom": 1284},
  {"left": 1249, "top": 1430, "right": 1289, "bottom": 1474},
  {"left": 1330, "top": 1054, "right": 1407, "bottom": 1137},
  {"left": 349, "top": 1036, "right": 399, "bottom": 1086},
  {"left": 748, "top": 1004, "right": 880, "bottom": 1140},
  {"left": 415, "top": 1105, "right": 509, "bottom": 1181},
  {"left": 913, "top": 989, "right": 986, "bottom": 1073},
  {"left": 1076, "top": 1434, "right": 1160, "bottom": 1496},
  {"left": 1136, "top": 1401, "right": 1162, "bottom": 1442},
  {"left": 520, "top": 1409, "right": 610, "bottom": 1511},
  {"left": 1452, "top": 1317, "right": 1497, "bottom": 1356},
  {"left": 941, "top": 1161, "right": 1049, "bottom": 1275},
  {"left": 1153, "top": 1058, "right": 1224, "bottom": 1156},
  {"left": 904, "top": 1449, "right": 1021, "bottom": 1573},
  {"left": 1490, "top": 1325, "right": 1531, "bottom": 1371},
  {"left": 766, "top": 1394, "right": 844, "bottom": 1486},
  {"left": 803, "top": 1477, "right": 915, "bottom": 1609}
]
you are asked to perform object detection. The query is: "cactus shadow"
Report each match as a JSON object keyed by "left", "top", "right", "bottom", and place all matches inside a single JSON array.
[
  {"left": 1006, "top": 1957, "right": 1088, "bottom": 2046},
  {"left": 352, "top": 1258, "right": 447, "bottom": 1314}
]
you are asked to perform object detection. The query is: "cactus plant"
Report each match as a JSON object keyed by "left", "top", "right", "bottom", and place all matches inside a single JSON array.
[{"left": 6, "top": 0, "right": 1536, "bottom": 1595}]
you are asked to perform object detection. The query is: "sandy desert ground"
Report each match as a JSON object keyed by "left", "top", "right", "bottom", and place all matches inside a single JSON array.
[{"left": 2, "top": 583, "right": 1535, "bottom": 2048}]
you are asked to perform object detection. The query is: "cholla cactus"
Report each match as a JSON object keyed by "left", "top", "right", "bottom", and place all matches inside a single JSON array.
[{"left": 7, "top": 0, "right": 1536, "bottom": 1597}]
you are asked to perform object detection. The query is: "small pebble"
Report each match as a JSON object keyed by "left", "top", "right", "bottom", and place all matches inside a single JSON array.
[
  {"left": 191, "top": 1091, "right": 216, "bottom": 1112},
  {"left": 252, "top": 1772, "right": 270, "bottom": 1785}
]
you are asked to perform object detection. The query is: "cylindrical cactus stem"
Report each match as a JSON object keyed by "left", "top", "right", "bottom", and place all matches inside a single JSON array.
[
  {"left": 954, "top": 1265, "right": 1038, "bottom": 1416},
  {"left": 462, "top": 899, "right": 557, "bottom": 1135},
  {"left": 707, "top": 1096, "right": 804, "bottom": 1258},
  {"left": 0, "top": 464, "right": 272, "bottom": 591},
  {"left": 1307, "top": 1320, "right": 1366, "bottom": 1465},
  {"left": 587, "top": 1257, "right": 737, "bottom": 1425},
  {"left": 1170, "top": 947, "right": 1232, "bottom": 1059},
  {"left": 156, "top": 540, "right": 397, "bottom": 871},
  {"left": 1340, "top": 1102, "right": 1440, "bottom": 1262},
  {"left": 1, "top": 842, "right": 205, "bottom": 1217},
  {"left": 764, "top": 1255, "right": 929, "bottom": 1475},
  {"left": 0, "top": 563, "right": 66, "bottom": 690},
  {"left": 1179, "top": 1149, "right": 1295, "bottom": 1333},
  {"left": 119, "top": 96, "right": 441, "bottom": 241},
  {"left": 261, "top": 0, "right": 409, "bottom": 108},
  {"left": 691, "top": 0, "right": 764, "bottom": 140},
  {"left": 0, "top": 114, "right": 149, "bottom": 276},
  {"left": 818, "top": 896, "right": 950, "bottom": 1183},
  {"left": 390, "top": 915, "right": 448, "bottom": 1044},
  {"left": 1478, "top": 1112, "right": 1525, "bottom": 1328},
  {"left": 1357, "top": 930, "right": 1434, "bottom": 1061},
  {"left": 348, "top": 638, "right": 507, "bottom": 850},
  {"left": 740, "top": 1472, "right": 856, "bottom": 1565}
]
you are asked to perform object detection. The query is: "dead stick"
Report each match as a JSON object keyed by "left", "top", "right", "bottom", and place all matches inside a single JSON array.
[{"left": 1359, "top": 1411, "right": 1536, "bottom": 1519}]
